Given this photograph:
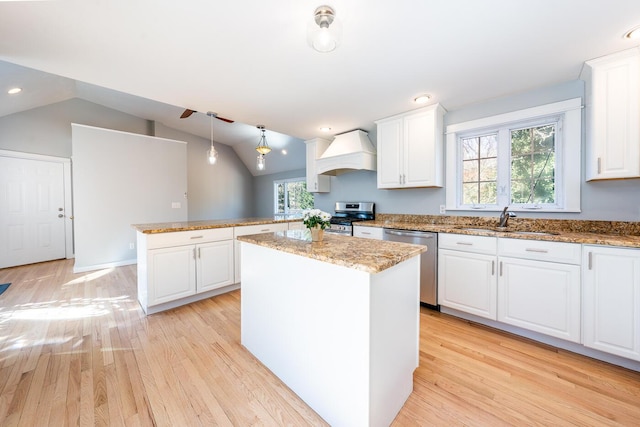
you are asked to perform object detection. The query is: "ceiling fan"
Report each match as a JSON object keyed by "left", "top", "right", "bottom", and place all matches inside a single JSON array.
[{"left": 180, "top": 108, "right": 234, "bottom": 123}]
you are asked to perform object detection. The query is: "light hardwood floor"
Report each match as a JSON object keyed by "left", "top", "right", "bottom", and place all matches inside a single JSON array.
[{"left": 0, "top": 259, "right": 639, "bottom": 426}]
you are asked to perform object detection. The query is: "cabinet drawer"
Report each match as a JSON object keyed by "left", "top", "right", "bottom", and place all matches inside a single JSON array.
[
  {"left": 353, "top": 226, "right": 384, "bottom": 240},
  {"left": 439, "top": 233, "right": 497, "bottom": 255},
  {"left": 499, "top": 238, "right": 581, "bottom": 264},
  {"left": 234, "top": 222, "right": 288, "bottom": 237},
  {"left": 146, "top": 227, "right": 233, "bottom": 249}
]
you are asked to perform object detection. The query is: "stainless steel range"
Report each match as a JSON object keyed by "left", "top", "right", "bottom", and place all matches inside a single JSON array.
[{"left": 325, "top": 202, "right": 375, "bottom": 236}]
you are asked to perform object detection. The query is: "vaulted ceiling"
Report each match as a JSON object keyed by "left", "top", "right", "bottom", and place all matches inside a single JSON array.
[{"left": 1, "top": 1, "right": 639, "bottom": 175}]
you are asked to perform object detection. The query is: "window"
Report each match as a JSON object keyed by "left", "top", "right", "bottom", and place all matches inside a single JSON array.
[
  {"left": 445, "top": 98, "right": 581, "bottom": 212},
  {"left": 274, "top": 178, "right": 314, "bottom": 215}
]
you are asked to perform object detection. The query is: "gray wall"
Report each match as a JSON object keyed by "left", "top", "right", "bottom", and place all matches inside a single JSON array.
[
  {"left": 253, "top": 168, "right": 307, "bottom": 217},
  {"left": 0, "top": 98, "right": 150, "bottom": 158},
  {"left": 314, "top": 80, "right": 640, "bottom": 222},
  {"left": 154, "top": 123, "right": 254, "bottom": 220}
]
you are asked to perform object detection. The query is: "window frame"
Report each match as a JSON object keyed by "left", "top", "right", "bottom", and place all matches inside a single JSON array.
[
  {"left": 273, "top": 177, "right": 313, "bottom": 215},
  {"left": 445, "top": 98, "right": 582, "bottom": 213}
]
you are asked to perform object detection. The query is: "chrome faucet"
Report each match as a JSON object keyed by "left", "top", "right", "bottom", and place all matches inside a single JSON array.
[{"left": 498, "top": 206, "right": 512, "bottom": 228}]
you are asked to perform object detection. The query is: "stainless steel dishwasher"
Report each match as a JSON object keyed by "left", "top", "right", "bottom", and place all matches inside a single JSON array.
[{"left": 383, "top": 229, "right": 438, "bottom": 309}]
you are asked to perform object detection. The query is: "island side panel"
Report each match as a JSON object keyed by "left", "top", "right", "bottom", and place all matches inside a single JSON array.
[
  {"left": 241, "top": 242, "right": 373, "bottom": 426},
  {"left": 369, "top": 255, "right": 420, "bottom": 425}
]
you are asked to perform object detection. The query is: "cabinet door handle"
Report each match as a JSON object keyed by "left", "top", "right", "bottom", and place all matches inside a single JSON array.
[
  {"left": 198, "top": 247, "right": 201, "bottom": 259},
  {"left": 525, "top": 248, "right": 549, "bottom": 253},
  {"left": 499, "top": 261, "right": 503, "bottom": 276},
  {"left": 456, "top": 242, "right": 473, "bottom": 246},
  {"left": 588, "top": 252, "right": 592, "bottom": 270},
  {"left": 261, "top": 228, "right": 271, "bottom": 232},
  {"left": 193, "top": 248, "right": 196, "bottom": 260},
  {"left": 491, "top": 260, "right": 495, "bottom": 275},
  {"left": 190, "top": 235, "right": 204, "bottom": 239},
  {"left": 597, "top": 157, "right": 601, "bottom": 174}
]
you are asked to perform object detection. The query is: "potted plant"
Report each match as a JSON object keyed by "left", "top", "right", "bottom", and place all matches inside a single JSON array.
[{"left": 303, "top": 209, "right": 332, "bottom": 242}]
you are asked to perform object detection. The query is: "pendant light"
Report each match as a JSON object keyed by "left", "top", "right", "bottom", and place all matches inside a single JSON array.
[
  {"left": 206, "top": 112, "right": 219, "bottom": 165},
  {"left": 256, "top": 125, "right": 270, "bottom": 171}
]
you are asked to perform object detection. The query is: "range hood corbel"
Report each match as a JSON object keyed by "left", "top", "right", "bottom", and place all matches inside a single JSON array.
[{"left": 315, "top": 129, "right": 377, "bottom": 176}]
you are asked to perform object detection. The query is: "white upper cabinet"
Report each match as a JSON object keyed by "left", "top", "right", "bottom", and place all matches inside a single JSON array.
[
  {"left": 304, "top": 138, "right": 331, "bottom": 193},
  {"left": 582, "top": 47, "right": 640, "bottom": 181},
  {"left": 375, "top": 103, "right": 446, "bottom": 189}
]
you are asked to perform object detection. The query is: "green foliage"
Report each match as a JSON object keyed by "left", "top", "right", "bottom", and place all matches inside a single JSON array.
[{"left": 275, "top": 180, "right": 314, "bottom": 214}]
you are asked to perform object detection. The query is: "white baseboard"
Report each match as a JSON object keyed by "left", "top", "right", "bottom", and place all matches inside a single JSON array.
[{"left": 73, "top": 258, "right": 137, "bottom": 273}]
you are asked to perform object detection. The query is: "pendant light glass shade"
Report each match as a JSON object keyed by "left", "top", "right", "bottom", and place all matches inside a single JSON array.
[
  {"left": 256, "top": 154, "right": 266, "bottom": 171},
  {"left": 207, "top": 146, "right": 218, "bottom": 165},
  {"left": 207, "top": 112, "right": 219, "bottom": 165},
  {"left": 255, "top": 125, "right": 271, "bottom": 155}
]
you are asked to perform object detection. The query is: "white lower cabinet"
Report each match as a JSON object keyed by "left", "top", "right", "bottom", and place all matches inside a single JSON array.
[
  {"left": 353, "top": 225, "right": 384, "bottom": 240},
  {"left": 439, "top": 234, "right": 582, "bottom": 341},
  {"left": 438, "top": 234, "right": 497, "bottom": 320},
  {"left": 148, "top": 245, "right": 196, "bottom": 306},
  {"left": 498, "top": 256, "right": 581, "bottom": 343},
  {"left": 583, "top": 245, "right": 640, "bottom": 361},
  {"left": 148, "top": 240, "right": 234, "bottom": 305},
  {"left": 497, "top": 238, "right": 582, "bottom": 342},
  {"left": 138, "top": 227, "right": 235, "bottom": 314}
]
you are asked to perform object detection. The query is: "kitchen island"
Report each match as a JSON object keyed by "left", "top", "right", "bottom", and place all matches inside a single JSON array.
[{"left": 238, "top": 230, "right": 425, "bottom": 427}]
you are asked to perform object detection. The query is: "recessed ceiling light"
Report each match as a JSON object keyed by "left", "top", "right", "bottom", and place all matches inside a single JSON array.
[
  {"left": 413, "top": 94, "right": 431, "bottom": 104},
  {"left": 624, "top": 25, "right": 640, "bottom": 39},
  {"left": 281, "top": 149, "right": 288, "bottom": 155},
  {"left": 320, "top": 127, "right": 331, "bottom": 132},
  {"left": 7, "top": 87, "right": 22, "bottom": 95}
]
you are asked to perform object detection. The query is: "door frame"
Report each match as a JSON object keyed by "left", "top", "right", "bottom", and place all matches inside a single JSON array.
[{"left": 0, "top": 149, "right": 74, "bottom": 260}]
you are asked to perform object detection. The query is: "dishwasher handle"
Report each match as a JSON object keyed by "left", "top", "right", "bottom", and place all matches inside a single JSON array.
[{"left": 384, "top": 229, "right": 435, "bottom": 239}]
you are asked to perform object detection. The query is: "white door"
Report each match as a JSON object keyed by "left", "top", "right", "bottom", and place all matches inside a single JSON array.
[{"left": 0, "top": 156, "right": 66, "bottom": 268}]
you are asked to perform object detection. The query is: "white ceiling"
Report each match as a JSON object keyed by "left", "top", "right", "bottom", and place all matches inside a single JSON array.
[{"left": 1, "top": 1, "right": 640, "bottom": 175}]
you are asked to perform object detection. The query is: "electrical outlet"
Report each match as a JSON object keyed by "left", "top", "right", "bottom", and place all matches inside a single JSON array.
[
  {"left": 129, "top": 242, "right": 135, "bottom": 250},
  {"left": 439, "top": 205, "right": 446, "bottom": 214}
]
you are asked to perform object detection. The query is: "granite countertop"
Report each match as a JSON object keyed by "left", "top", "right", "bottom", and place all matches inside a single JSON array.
[
  {"left": 237, "top": 230, "right": 426, "bottom": 274},
  {"left": 132, "top": 217, "right": 301, "bottom": 234},
  {"left": 355, "top": 215, "right": 640, "bottom": 249}
]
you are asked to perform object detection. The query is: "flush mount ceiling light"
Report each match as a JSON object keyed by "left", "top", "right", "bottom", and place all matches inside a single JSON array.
[
  {"left": 319, "top": 126, "right": 332, "bottom": 132},
  {"left": 256, "top": 125, "right": 271, "bottom": 171},
  {"left": 206, "top": 112, "right": 219, "bottom": 165},
  {"left": 7, "top": 87, "right": 22, "bottom": 95},
  {"left": 624, "top": 25, "right": 640, "bottom": 39},
  {"left": 308, "top": 5, "right": 342, "bottom": 53},
  {"left": 413, "top": 94, "right": 431, "bottom": 104}
]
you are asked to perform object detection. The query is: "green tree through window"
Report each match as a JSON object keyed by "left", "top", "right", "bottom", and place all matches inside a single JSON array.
[{"left": 274, "top": 178, "right": 314, "bottom": 214}]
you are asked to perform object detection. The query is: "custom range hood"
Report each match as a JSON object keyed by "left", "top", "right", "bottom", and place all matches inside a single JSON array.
[{"left": 315, "top": 129, "right": 376, "bottom": 176}]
